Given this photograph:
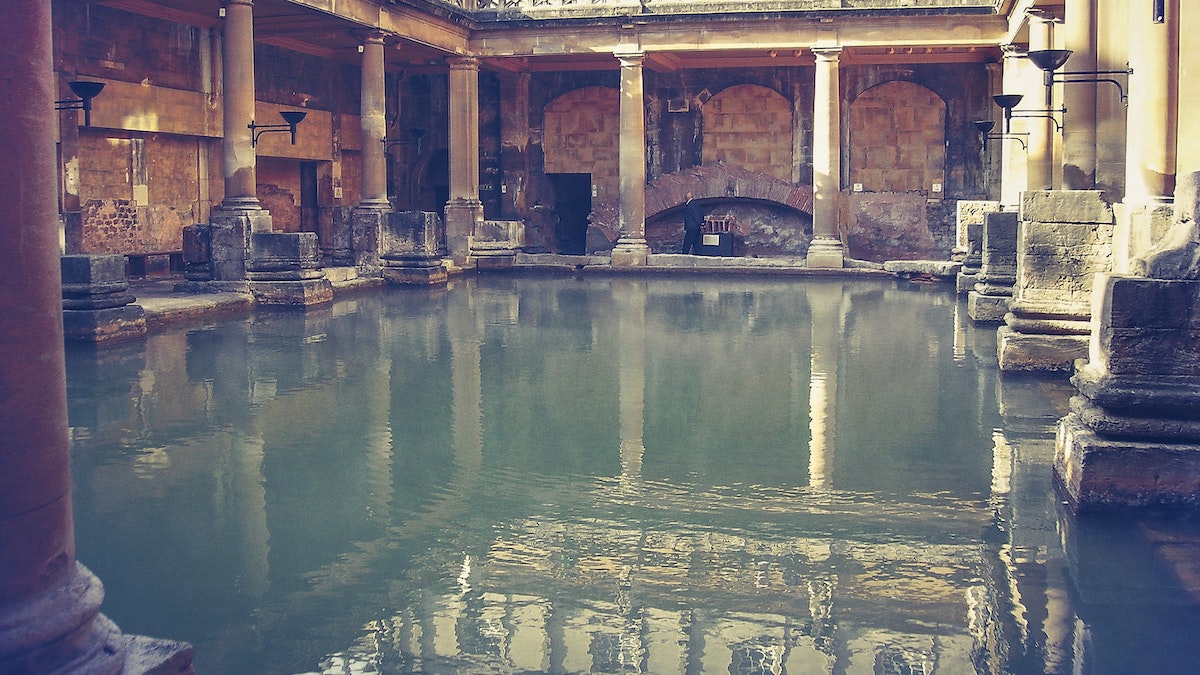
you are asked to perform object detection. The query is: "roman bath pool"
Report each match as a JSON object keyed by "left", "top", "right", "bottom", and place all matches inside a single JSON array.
[{"left": 66, "top": 275, "right": 1200, "bottom": 674}]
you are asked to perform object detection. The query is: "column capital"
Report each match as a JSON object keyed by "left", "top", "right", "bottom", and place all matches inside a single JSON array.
[
  {"left": 448, "top": 54, "right": 479, "bottom": 71},
  {"left": 811, "top": 46, "right": 843, "bottom": 62},
  {"left": 358, "top": 29, "right": 387, "bottom": 46},
  {"left": 615, "top": 50, "right": 645, "bottom": 67}
]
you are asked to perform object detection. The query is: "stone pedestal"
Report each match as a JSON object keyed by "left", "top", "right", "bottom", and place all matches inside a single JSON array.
[
  {"left": 806, "top": 237, "right": 845, "bottom": 269},
  {"left": 998, "top": 191, "right": 1114, "bottom": 372},
  {"left": 611, "top": 239, "right": 650, "bottom": 267},
  {"left": 208, "top": 206, "right": 273, "bottom": 282},
  {"left": 955, "top": 200, "right": 999, "bottom": 293},
  {"left": 968, "top": 210, "right": 1018, "bottom": 323},
  {"left": 444, "top": 199, "right": 483, "bottom": 265},
  {"left": 1055, "top": 275, "right": 1200, "bottom": 509},
  {"left": 61, "top": 254, "right": 147, "bottom": 342},
  {"left": 381, "top": 211, "right": 448, "bottom": 285},
  {"left": 351, "top": 205, "right": 386, "bottom": 275},
  {"left": 471, "top": 219, "right": 524, "bottom": 270},
  {"left": 247, "top": 232, "right": 333, "bottom": 306}
]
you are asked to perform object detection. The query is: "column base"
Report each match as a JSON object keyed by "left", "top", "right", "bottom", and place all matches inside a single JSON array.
[
  {"left": 382, "top": 263, "right": 449, "bottom": 286},
  {"left": 996, "top": 325, "right": 1087, "bottom": 372},
  {"left": 956, "top": 271, "right": 979, "bottom": 294},
  {"left": 1056, "top": 413, "right": 1200, "bottom": 510},
  {"left": 806, "top": 238, "right": 844, "bottom": 268},
  {"left": 62, "top": 305, "right": 148, "bottom": 343},
  {"left": 966, "top": 291, "right": 1011, "bottom": 323},
  {"left": 249, "top": 278, "right": 334, "bottom": 307},
  {"left": 611, "top": 240, "right": 649, "bottom": 267}
]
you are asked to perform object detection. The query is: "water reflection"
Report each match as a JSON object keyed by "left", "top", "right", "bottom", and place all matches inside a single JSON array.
[{"left": 65, "top": 277, "right": 1200, "bottom": 674}]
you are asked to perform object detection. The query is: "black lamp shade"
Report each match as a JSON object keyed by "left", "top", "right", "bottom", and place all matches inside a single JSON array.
[
  {"left": 68, "top": 81, "right": 105, "bottom": 100},
  {"left": 992, "top": 94, "right": 1024, "bottom": 110},
  {"left": 973, "top": 120, "right": 996, "bottom": 134},
  {"left": 280, "top": 110, "right": 307, "bottom": 125},
  {"left": 1026, "top": 49, "right": 1073, "bottom": 73}
]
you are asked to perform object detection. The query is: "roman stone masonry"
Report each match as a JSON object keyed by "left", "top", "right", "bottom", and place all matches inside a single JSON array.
[
  {"left": 967, "top": 210, "right": 1018, "bottom": 323},
  {"left": 998, "top": 191, "right": 1114, "bottom": 372},
  {"left": 381, "top": 211, "right": 449, "bottom": 285},
  {"left": 471, "top": 220, "right": 526, "bottom": 270},
  {"left": 247, "top": 232, "right": 334, "bottom": 307},
  {"left": 60, "top": 254, "right": 147, "bottom": 343},
  {"left": 955, "top": 200, "right": 1000, "bottom": 293},
  {"left": 1055, "top": 175, "right": 1200, "bottom": 510}
]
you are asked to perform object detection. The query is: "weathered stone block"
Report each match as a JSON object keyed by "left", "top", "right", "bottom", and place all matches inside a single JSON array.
[
  {"left": 997, "top": 326, "right": 1087, "bottom": 372},
  {"left": 249, "top": 232, "right": 320, "bottom": 273},
  {"left": 967, "top": 290, "right": 1010, "bottom": 323},
  {"left": 62, "top": 304, "right": 147, "bottom": 342},
  {"left": 61, "top": 254, "right": 126, "bottom": 287},
  {"left": 1021, "top": 190, "right": 1114, "bottom": 224},
  {"left": 1056, "top": 413, "right": 1200, "bottom": 510},
  {"left": 1101, "top": 275, "right": 1200, "bottom": 330},
  {"left": 382, "top": 210, "right": 445, "bottom": 260}
]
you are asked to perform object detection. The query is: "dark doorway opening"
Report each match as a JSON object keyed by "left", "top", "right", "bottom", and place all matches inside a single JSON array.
[
  {"left": 300, "top": 161, "right": 318, "bottom": 234},
  {"left": 548, "top": 173, "right": 592, "bottom": 255}
]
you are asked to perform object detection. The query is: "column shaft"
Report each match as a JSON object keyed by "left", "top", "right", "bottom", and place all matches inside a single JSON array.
[
  {"left": 1026, "top": 20, "right": 1055, "bottom": 191},
  {"left": 360, "top": 32, "right": 388, "bottom": 206},
  {"left": 444, "top": 56, "right": 483, "bottom": 263},
  {"left": 613, "top": 51, "right": 649, "bottom": 266},
  {"left": 808, "top": 47, "right": 845, "bottom": 268},
  {"left": 1124, "top": 3, "right": 1173, "bottom": 202},
  {"left": 222, "top": 0, "right": 259, "bottom": 208},
  {"left": 1062, "top": 0, "right": 1098, "bottom": 188}
]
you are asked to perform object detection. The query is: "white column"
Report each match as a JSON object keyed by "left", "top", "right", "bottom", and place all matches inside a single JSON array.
[
  {"left": 1026, "top": 19, "right": 1055, "bottom": 191},
  {"left": 808, "top": 47, "right": 845, "bottom": 268},
  {"left": 444, "top": 56, "right": 483, "bottom": 264},
  {"left": 360, "top": 31, "right": 389, "bottom": 208}
]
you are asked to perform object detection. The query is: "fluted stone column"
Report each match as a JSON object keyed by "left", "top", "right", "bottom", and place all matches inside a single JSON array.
[
  {"left": 352, "top": 30, "right": 389, "bottom": 274},
  {"left": 444, "top": 56, "right": 484, "bottom": 265},
  {"left": 1062, "top": 0, "right": 1098, "bottom": 189},
  {"left": 1114, "top": 1, "right": 1175, "bottom": 270},
  {"left": 808, "top": 47, "right": 845, "bottom": 268},
  {"left": 612, "top": 50, "right": 650, "bottom": 267},
  {"left": 0, "top": 5, "right": 191, "bottom": 671}
]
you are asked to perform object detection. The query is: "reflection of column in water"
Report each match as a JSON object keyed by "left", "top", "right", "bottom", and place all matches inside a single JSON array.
[
  {"left": 953, "top": 300, "right": 967, "bottom": 364},
  {"left": 226, "top": 429, "right": 270, "bottom": 597},
  {"left": 508, "top": 597, "right": 550, "bottom": 672},
  {"left": 363, "top": 357, "right": 394, "bottom": 524},
  {"left": 807, "top": 284, "right": 843, "bottom": 490},
  {"left": 616, "top": 280, "right": 647, "bottom": 486}
]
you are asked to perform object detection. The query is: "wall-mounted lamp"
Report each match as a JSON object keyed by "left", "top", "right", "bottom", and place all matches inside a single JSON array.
[
  {"left": 973, "top": 119, "right": 1027, "bottom": 151},
  {"left": 991, "top": 93, "right": 1064, "bottom": 133},
  {"left": 55, "top": 80, "right": 105, "bottom": 127},
  {"left": 1026, "top": 49, "right": 1132, "bottom": 105},
  {"left": 382, "top": 127, "right": 428, "bottom": 155},
  {"left": 249, "top": 110, "right": 307, "bottom": 147}
]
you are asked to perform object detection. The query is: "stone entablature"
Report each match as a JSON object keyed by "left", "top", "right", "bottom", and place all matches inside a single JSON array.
[{"left": 458, "top": 0, "right": 998, "bottom": 18}]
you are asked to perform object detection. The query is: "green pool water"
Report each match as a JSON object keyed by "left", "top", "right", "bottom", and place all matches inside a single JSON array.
[{"left": 66, "top": 275, "right": 1200, "bottom": 674}]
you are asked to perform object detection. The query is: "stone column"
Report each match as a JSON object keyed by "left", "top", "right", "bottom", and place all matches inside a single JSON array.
[
  {"left": 352, "top": 30, "right": 389, "bottom": 274},
  {"left": 955, "top": 200, "right": 1001, "bottom": 294},
  {"left": 0, "top": 5, "right": 191, "bottom": 671},
  {"left": 1062, "top": 0, "right": 1098, "bottom": 189},
  {"left": 808, "top": 47, "right": 845, "bottom": 268},
  {"left": 196, "top": 0, "right": 273, "bottom": 283},
  {"left": 997, "top": 190, "right": 1114, "bottom": 372},
  {"left": 444, "top": 56, "right": 484, "bottom": 265},
  {"left": 612, "top": 50, "right": 650, "bottom": 267},
  {"left": 967, "top": 210, "right": 1019, "bottom": 323},
  {"left": 999, "top": 45, "right": 1029, "bottom": 208},
  {"left": 1114, "top": 0, "right": 1175, "bottom": 270},
  {"left": 1026, "top": 19, "right": 1055, "bottom": 191}
]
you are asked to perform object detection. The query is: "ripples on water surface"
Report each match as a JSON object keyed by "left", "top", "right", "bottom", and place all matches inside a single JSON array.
[{"left": 66, "top": 276, "right": 1200, "bottom": 674}]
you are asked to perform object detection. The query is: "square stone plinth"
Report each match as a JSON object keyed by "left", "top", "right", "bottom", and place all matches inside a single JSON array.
[
  {"left": 62, "top": 305, "right": 147, "bottom": 342},
  {"left": 997, "top": 326, "right": 1087, "bottom": 372},
  {"left": 1056, "top": 413, "right": 1200, "bottom": 510},
  {"left": 249, "top": 279, "right": 333, "bottom": 307},
  {"left": 967, "top": 292, "right": 1010, "bottom": 323}
]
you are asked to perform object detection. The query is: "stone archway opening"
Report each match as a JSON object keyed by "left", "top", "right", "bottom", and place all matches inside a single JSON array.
[{"left": 644, "top": 163, "right": 814, "bottom": 256}]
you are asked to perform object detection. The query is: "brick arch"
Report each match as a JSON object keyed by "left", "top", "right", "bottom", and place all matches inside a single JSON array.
[{"left": 645, "top": 163, "right": 813, "bottom": 220}]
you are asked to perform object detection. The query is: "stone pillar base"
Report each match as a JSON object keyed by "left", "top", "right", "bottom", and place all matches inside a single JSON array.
[
  {"left": 382, "top": 263, "right": 449, "bottom": 285},
  {"left": 208, "top": 206, "right": 273, "bottom": 281},
  {"left": 351, "top": 205, "right": 386, "bottom": 275},
  {"left": 63, "top": 305, "right": 147, "bottom": 342},
  {"left": 249, "top": 277, "right": 334, "bottom": 306},
  {"left": 806, "top": 238, "right": 844, "bottom": 268},
  {"left": 1056, "top": 413, "right": 1200, "bottom": 510},
  {"left": 444, "top": 199, "right": 483, "bottom": 265},
  {"left": 996, "top": 326, "right": 1087, "bottom": 372},
  {"left": 611, "top": 244, "right": 649, "bottom": 267},
  {"left": 60, "top": 255, "right": 147, "bottom": 342},
  {"left": 956, "top": 272, "right": 979, "bottom": 294},
  {"left": 967, "top": 291, "right": 1011, "bottom": 322}
]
